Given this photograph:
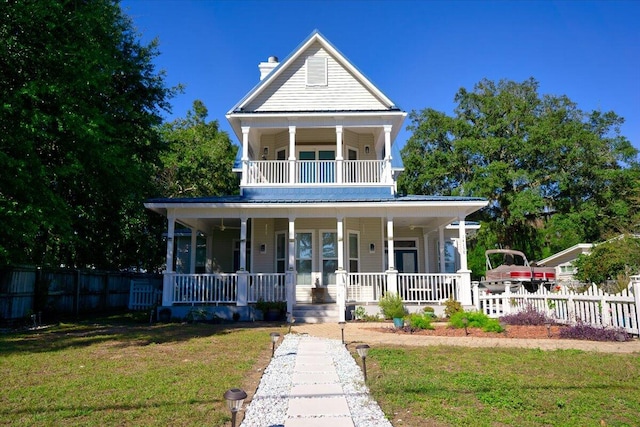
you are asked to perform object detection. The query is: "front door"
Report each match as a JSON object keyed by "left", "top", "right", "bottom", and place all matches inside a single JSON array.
[{"left": 396, "top": 250, "right": 418, "bottom": 273}]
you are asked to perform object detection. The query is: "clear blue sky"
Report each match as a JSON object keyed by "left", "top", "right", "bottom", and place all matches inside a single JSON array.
[{"left": 122, "top": 0, "right": 640, "bottom": 152}]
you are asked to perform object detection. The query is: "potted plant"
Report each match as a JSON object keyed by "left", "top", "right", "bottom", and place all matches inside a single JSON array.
[
  {"left": 379, "top": 293, "right": 406, "bottom": 327},
  {"left": 255, "top": 299, "right": 287, "bottom": 321}
]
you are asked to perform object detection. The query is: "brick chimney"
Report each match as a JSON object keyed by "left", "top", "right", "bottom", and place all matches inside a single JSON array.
[{"left": 258, "top": 56, "right": 279, "bottom": 80}]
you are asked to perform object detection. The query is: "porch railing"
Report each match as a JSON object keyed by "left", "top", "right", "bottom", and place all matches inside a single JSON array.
[
  {"left": 245, "top": 159, "right": 386, "bottom": 185},
  {"left": 173, "top": 273, "right": 237, "bottom": 305},
  {"left": 248, "top": 273, "right": 286, "bottom": 302},
  {"left": 398, "top": 273, "right": 460, "bottom": 303},
  {"left": 346, "top": 273, "right": 387, "bottom": 303}
]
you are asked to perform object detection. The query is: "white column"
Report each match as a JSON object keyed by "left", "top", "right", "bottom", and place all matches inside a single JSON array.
[
  {"left": 457, "top": 218, "right": 468, "bottom": 271},
  {"left": 288, "top": 125, "right": 296, "bottom": 184},
  {"left": 457, "top": 217, "right": 472, "bottom": 306},
  {"left": 335, "top": 125, "right": 343, "bottom": 184},
  {"left": 189, "top": 227, "right": 197, "bottom": 274},
  {"left": 162, "top": 214, "right": 176, "bottom": 306},
  {"left": 336, "top": 215, "right": 346, "bottom": 321},
  {"left": 438, "top": 225, "right": 445, "bottom": 273},
  {"left": 337, "top": 216, "right": 344, "bottom": 270},
  {"left": 286, "top": 217, "right": 296, "bottom": 316},
  {"left": 241, "top": 126, "right": 250, "bottom": 186},
  {"left": 165, "top": 214, "right": 175, "bottom": 272},
  {"left": 383, "top": 124, "right": 393, "bottom": 183},
  {"left": 423, "top": 231, "right": 430, "bottom": 272},
  {"left": 386, "top": 217, "right": 398, "bottom": 294},
  {"left": 239, "top": 217, "right": 248, "bottom": 271}
]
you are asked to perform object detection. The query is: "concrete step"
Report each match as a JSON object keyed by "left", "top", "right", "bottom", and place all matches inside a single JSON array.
[{"left": 293, "top": 304, "right": 341, "bottom": 323}]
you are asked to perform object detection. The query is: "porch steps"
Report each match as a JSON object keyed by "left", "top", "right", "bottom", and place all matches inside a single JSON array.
[{"left": 292, "top": 304, "right": 341, "bottom": 323}]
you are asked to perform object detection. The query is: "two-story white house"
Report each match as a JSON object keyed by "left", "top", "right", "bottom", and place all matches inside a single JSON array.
[{"left": 145, "top": 31, "right": 488, "bottom": 322}]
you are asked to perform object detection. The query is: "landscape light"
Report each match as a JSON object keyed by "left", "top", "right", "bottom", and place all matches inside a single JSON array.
[
  {"left": 270, "top": 332, "right": 280, "bottom": 357},
  {"left": 356, "top": 344, "right": 370, "bottom": 381},
  {"left": 223, "top": 388, "right": 247, "bottom": 427},
  {"left": 338, "top": 321, "right": 346, "bottom": 344}
]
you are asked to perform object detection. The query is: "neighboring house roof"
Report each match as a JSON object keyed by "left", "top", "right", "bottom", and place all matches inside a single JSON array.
[{"left": 537, "top": 243, "right": 593, "bottom": 267}]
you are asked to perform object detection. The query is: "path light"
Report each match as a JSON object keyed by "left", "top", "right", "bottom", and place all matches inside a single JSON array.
[
  {"left": 462, "top": 317, "right": 469, "bottom": 336},
  {"left": 338, "top": 321, "right": 346, "bottom": 345},
  {"left": 270, "top": 332, "right": 280, "bottom": 357},
  {"left": 287, "top": 312, "right": 295, "bottom": 334},
  {"left": 356, "top": 344, "right": 370, "bottom": 381},
  {"left": 223, "top": 388, "right": 247, "bottom": 427},
  {"left": 545, "top": 321, "right": 552, "bottom": 338}
]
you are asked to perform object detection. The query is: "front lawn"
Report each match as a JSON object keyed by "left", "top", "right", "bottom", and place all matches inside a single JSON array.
[
  {"left": 0, "top": 316, "right": 282, "bottom": 426},
  {"left": 363, "top": 346, "right": 640, "bottom": 426}
]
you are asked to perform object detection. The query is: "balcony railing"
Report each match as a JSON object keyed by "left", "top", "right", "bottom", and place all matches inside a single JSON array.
[{"left": 244, "top": 159, "right": 389, "bottom": 185}]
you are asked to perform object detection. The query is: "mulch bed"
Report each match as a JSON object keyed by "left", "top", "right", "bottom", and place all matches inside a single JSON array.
[{"left": 377, "top": 323, "right": 562, "bottom": 339}]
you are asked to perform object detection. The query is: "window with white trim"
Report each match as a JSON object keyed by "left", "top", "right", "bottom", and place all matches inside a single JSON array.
[
  {"left": 306, "top": 56, "right": 327, "bottom": 86},
  {"left": 348, "top": 232, "right": 359, "bottom": 272},
  {"left": 276, "top": 232, "right": 286, "bottom": 273}
]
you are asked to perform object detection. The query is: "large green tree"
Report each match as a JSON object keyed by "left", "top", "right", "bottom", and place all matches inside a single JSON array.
[
  {"left": 400, "top": 78, "right": 639, "bottom": 273},
  {"left": 158, "top": 100, "right": 239, "bottom": 198},
  {"left": 0, "top": 0, "right": 174, "bottom": 269}
]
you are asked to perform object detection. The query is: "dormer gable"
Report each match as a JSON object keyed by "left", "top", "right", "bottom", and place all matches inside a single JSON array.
[{"left": 228, "top": 30, "right": 400, "bottom": 114}]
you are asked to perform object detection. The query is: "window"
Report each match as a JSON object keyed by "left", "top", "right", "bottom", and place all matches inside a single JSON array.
[
  {"left": 296, "top": 232, "right": 313, "bottom": 285},
  {"left": 306, "top": 56, "right": 327, "bottom": 86},
  {"left": 233, "top": 240, "right": 251, "bottom": 272},
  {"left": 321, "top": 231, "right": 337, "bottom": 286},
  {"left": 348, "top": 232, "right": 359, "bottom": 272},
  {"left": 276, "top": 232, "right": 286, "bottom": 273}
]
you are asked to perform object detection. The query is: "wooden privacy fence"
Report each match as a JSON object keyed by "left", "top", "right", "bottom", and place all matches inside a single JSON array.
[
  {"left": 473, "top": 277, "right": 640, "bottom": 336},
  {"left": 0, "top": 266, "right": 161, "bottom": 323}
]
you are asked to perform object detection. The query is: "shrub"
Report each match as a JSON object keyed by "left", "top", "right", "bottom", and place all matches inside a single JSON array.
[
  {"left": 379, "top": 293, "right": 406, "bottom": 319},
  {"left": 353, "top": 306, "right": 366, "bottom": 320},
  {"left": 450, "top": 311, "right": 504, "bottom": 333},
  {"left": 408, "top": 313, "right": 435, "bottom": 330},
  {"left": 500, "top": 304, "right": 554, "bottom": 326},
  {"left": 422, "top": 306, "right": 437, "bottom": 318},
  {"left": 443, "top": 298, "right": 463, "bottom": 318},
  {"left": 559, "top": 322, "right": 629, "bottom": 342}
]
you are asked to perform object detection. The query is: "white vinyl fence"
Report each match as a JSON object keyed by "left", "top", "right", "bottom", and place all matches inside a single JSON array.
[
  {"left": 128, "top": 280, "right": 162, "bottom": 311},
  {"left": 473, "top": 276, "right": 640, "bottom": 336}
]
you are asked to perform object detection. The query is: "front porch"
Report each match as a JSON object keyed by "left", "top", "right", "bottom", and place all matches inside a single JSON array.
[{"left": 159, "top": 271, "right": 466, "bottom": 322}]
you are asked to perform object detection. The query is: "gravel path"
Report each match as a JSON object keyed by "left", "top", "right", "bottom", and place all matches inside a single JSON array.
[{"left": 241, "top": 334, "right": 392, "bottom": 427}]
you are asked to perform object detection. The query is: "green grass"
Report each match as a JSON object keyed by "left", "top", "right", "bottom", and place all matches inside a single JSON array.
[
  {"left": 364, "top": 346, "right": 640, "bottom": 426},
  {"left": 0, "top": 315, "right": 283, "bottom": 426}
]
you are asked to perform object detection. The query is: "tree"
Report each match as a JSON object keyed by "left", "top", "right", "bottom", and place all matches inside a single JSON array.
[
  {"left": 400, "top": 78, "right": 639, "bottom": 274},
  {"left": 0, "top": 1, "right": 174, "bottom": 269},
  {"left": 158, "top": 100, "right": 239, "bottom": 198},
  {"left": 574, "top": 235, "right": 640, "bottom": 292}
]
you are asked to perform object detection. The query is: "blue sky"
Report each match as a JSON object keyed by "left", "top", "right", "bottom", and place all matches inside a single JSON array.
[{"left": 122, "top": 0, "right": 640, "bottom": 152}]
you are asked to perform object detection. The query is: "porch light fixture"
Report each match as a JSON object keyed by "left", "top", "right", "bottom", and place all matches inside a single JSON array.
[
  {"left": 223, "top": 388, "right": 247, "bottom": 427},
  {"left": 270, "top": 332, "right": 280, "bottom": 357},
  {"left": 263, "top": 147, "right": 269, "bottom": 157},
  {"left": 462, "top": 317, "right": 469, "bottom": 336},
  {"left": 356, "top": 344, "right": 370, "bottom": 381},
  {"left": 338, "top": 321, "right": 346, "bottom": 345},
  {"left": 369, "top": 243, "right": 375, "bottom": 253},
  {"left": 365, "top": 145, "right": 370, "bottom": 154}
]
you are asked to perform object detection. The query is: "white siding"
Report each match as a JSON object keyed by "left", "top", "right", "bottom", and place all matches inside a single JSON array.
[
  {"left": 252, "top": 218, "right": 275, "bottom": 273},
  {"left": 245, "top": 42, "right": 389, "bottom": 112}
]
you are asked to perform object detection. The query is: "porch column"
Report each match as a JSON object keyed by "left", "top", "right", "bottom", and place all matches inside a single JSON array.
[
  {"left": 286, "top": 217, "right": 296, "bottom": 316},
  {"left": 457, "top": 217, "right": 472, "bottom": 306},
  {"left": 241, "top": 126, "right": 250, "bottom": 186},
  {"left": 189, "top": 227, "right": 197, "bottom": 274},
  {"left": 162, "top": 213, "right": 176, "bottom": 306},
  {"left": 438, "top": 225, "right": 445, "bottom": 273},
  {"left": 386, "top": 217, "right": 398, "bottom": 294},
  {"left": 423, "top": 231, "right": 430, "bottom": 272},
  {"left": 335, "top": 125, "right": 343, "bottom": 184},
  {"left": 383, "top": 124, "right": 393, "bottom": 183},
  {"left": 336, "top": 216, "right": 347, "bottom": 321},
  {"left": 288, "top": 125, "right": 296, "bottom": 184},
  {"left": 236, "top": 217, "right": 249, "bottom": 307}
]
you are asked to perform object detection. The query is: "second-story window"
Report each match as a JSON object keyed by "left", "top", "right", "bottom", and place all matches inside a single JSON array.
[{"left": 306, "top": 56, "right": 327, "bottom": 86}]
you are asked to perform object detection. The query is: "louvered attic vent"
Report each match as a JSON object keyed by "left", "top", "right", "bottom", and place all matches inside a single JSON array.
[{"left": 306, "top": 56, "right": 327, "bottom": 86}]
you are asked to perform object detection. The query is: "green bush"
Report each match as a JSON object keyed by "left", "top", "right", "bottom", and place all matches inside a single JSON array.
[
  {"left": 449, "top": 311, "right": 504, "bottom": 333},
  {"left": 422, "top": 306, "right": 437, "bottom": 318},
  {"left": 408, "top": 313, "right": 435, "bottom": 330},
  {"left": 444, "top": 298, "right": 463, "bottom": 318},
  {"left": 379, "top": 293, "right": 406, "bottom": 319}
]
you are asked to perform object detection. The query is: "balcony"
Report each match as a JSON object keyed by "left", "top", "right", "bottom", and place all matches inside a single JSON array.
[{"left": 244, "top": 159, "right": 391, "bottom": 186}]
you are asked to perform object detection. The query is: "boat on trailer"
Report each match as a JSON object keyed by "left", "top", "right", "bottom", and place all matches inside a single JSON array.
[{"left": 481, "top": 249, "right": 556, "bottom": 293}]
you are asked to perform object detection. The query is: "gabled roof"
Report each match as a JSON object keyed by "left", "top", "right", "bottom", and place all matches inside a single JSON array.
[{"left": 228, "top": 30, "right": 400, "bottom": 114}]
